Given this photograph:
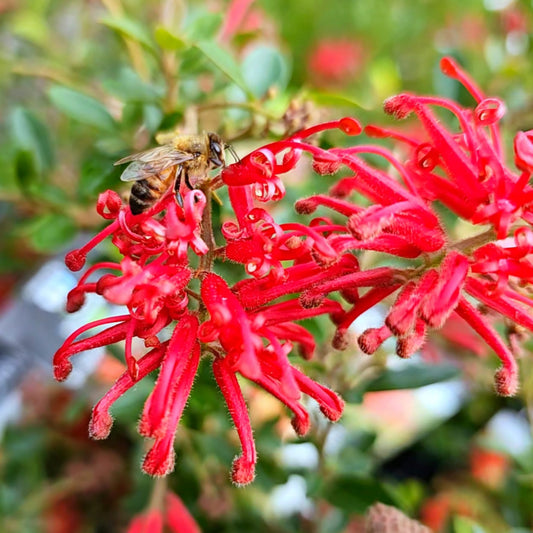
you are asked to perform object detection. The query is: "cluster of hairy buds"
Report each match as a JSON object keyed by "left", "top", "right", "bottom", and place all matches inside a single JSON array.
[{"left": 56, "top": 56, "right": 533, "bottom": 484}]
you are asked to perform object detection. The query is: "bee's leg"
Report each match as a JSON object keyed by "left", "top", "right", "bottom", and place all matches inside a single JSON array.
[
  {"left": 226, "top": 144, "right": 240, "bottom": 164},
  {"left": 183, "top": 169, "right": 194, "bottom": 190},
  {"left": 174, "top": 167, "right": 184, "bottom": 207}
]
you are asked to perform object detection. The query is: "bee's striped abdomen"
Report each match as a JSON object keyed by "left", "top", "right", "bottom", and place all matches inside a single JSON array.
[{"left": 130, "top": 176, "right": 167, "bottom": 215}]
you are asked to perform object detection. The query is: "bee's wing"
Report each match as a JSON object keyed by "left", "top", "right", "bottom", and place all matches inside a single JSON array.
[
  {"left": 118, "top": 161, "right": 155, "bottom": 182},
  {"left": 115, "top": 145, "right": 196, "bottom": 182}
]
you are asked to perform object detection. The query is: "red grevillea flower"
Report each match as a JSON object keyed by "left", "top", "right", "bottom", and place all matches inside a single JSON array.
[
  {"left": 220, "top": 57, "right": 533, "bottom": 397},
  {"left": 56, "top": 151, "right": 346, "bottom": 483},
  {"left": 57, "top": 56, "right": 532, "bottom": 486},
  {"left": 126, "top": 491, "right": 200, "bottom": 533}
]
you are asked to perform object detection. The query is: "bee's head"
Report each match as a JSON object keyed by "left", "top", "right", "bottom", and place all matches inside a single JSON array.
[{"left": 207, "top": 132, "right": 225, "bottom": 168}]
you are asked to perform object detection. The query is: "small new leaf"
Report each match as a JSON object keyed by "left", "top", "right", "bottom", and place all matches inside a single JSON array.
[{"left": 154, "top": 26, "right": 187, "bottom": 51}]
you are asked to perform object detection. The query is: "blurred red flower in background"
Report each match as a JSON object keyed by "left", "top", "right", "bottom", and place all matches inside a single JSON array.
[
  {"left": 470, "top": 446, "right": 509, "bottom": 489},
  {"left": 307, "top": 38, "right": 365, "bottom": 87}
]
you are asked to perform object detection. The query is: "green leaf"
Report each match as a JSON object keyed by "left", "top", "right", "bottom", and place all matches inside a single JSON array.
[
  {"left": 365, "top": 364, "right": 461, "bottom": 392},
  {"left": 154, "top": 26, "right": 187, "bottom": 51},
  {"left": 48, "top": 86, "right": 117, "bottom": 132},
  {"left": 36, "top": 183, "right": 70, "bottom": 207},
  {"left": 11, "top": 9, "right": 49, "bottom": 46},
  {"left": 333, "top": 444, "right": 374, "bottom": 475},
  {"left": 369, "top": 57, "right": 401, "bottom": 99},
  {"left": 306, "top": 90, "right": 362, "bottom": 109},
  {"left": 100, "top": 15, "right": 156, "bottom": 53},
  {"left": 21, "top": 213, "right": 77, "bottom": 252},
  {"left": 179, "top": 47, "right": 208, "bottom": 76},
  {"left": 143, "top": 104, "right": 163, "bottom": 133},
  {"left": 13, "top": 149, "right": 39, "bottom": 192},
  {"left": 185, "top": 13, "right": 223, "bottom": 41},
  {"left": 159, "top": 110, "right": 183, "bottom": 131},
  {"left": 194, "top": 41, "right": 252, "bottom": 97},
  {"left": 94, "top": 136, "right": 129, "bottom": 154},
  {"left": 9, "top": 107, "right": 54, "bottom": 171},
  {"left": 102, "top": 68, "right": 164, "bottom": 103},
  {"left": 120, "top": 102, "right": 144, "bottom": 130},
  {"left": 387, "top": 479, "right": 426, "bottom": 516},
  {"left": 319, "top": 474, "right": 396, "bottom": 513},
  {"left": 242, "top": 45, "right": 290, "bottom": 98},
  {"left": 0, "top": 152, "right": 17, "bottom": 194},
  {"left": 452, "top": 516, "right": 487, "bottom": 533},
  {"left": 342, "top": 387, "right": 364, "bottom": 404},
  {"left": 78, "top": 155, "right": 122, "bottom": 200}
]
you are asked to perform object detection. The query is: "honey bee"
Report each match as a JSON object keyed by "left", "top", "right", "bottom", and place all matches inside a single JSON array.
[{"left": 115, "top": 132, "right": 229, "bottom": 215}]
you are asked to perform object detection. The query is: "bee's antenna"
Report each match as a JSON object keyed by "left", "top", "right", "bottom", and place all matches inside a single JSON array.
[{"left": 225, "top": 144, "right": 240, "bottom": 163}]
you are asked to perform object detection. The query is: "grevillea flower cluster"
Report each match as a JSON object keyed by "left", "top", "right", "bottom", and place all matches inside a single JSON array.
[
  {"left": 56, "top": 57, "right": 533, "bottom": 484},
  {"left": 127, "top": 490, "right": 200, "bottom": 533}
]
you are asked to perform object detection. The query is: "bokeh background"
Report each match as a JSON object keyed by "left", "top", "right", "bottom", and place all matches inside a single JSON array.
[{"left": 1, "top": 0, "right": 533, "bottom": 531}]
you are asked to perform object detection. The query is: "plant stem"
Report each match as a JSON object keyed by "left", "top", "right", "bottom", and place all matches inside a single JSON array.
[
  {"left": 199, "top": 187, "right": 217, "bottom": 273},
  {"left": 148, "top": 476, "right": 168, "bottom": 511},
  {"left": 451, "top": 227, "right": 497, "bottom": 254}
]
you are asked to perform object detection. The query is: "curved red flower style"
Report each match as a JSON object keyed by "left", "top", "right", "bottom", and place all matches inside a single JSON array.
[{"left": 56, "top": 56, "right": 533, "bottom": 484}]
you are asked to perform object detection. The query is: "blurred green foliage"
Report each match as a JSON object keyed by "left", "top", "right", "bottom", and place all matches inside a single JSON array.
[{"left": 1, "top": 0, "right": 533, "bottom": 531}]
